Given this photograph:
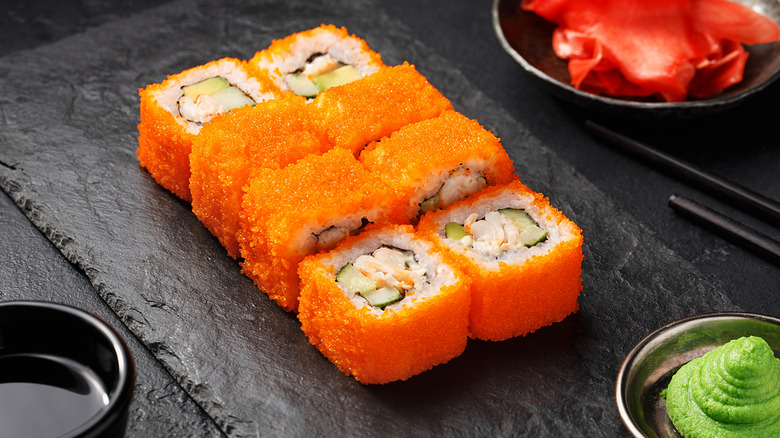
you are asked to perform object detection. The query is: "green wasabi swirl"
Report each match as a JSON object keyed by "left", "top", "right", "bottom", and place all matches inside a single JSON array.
[{"left": 665, "top": 336, "right": 780, "bottom": 438}]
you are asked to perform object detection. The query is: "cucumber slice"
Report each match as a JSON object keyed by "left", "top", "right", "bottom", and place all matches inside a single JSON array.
[
  {"left": 211, "top": 86, "right": 255, "bottom": 111},
  {"left": 498, "top": 208, "right": 535, "bottom": 229},
  {"left": 284, "top": 73, "right": 320, "bottom": 98},
  {"left": 518, "top": 226, "right": 548, "bottom": 247},
  {"left": 499, "top": 208, "right": 547, "bottom": 247},
  {"left": 445, "top": 222, "right": 468, "bottom": 240},
  {"left": 361, "top": 287, "right": 402, "bottom": 309},
  {"left": 335, "top": 263, "right": 376, "bottom": 295},
  {"left": 182, "top": 76, "right": 230, "bottom": 99},
  {"left": 312, "top": 65, "right": 362, "bottom": 91}
]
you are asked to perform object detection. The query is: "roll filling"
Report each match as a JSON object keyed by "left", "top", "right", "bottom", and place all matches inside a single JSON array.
[
  {"left": 336, "top": 246, "right": 428, "bottom": 309},
  {"left": 446, "top": 208, "right": 548, "bottom": 257},
  {"left": 178, "top": 76, "right": 256, "bottom": 124},
  {"left": 250, "top": 24, "right": 385, "bottom": 98}
]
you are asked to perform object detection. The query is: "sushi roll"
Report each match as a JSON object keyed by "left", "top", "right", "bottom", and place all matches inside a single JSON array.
[
  {"left": 297, "top": 224, "right": 471, "bottom": 384},
  {"left": 237, "top": 148, "right": 407, "bottom": 312},
  {"left": 359, "top": 110, "right": 516, "bottom": 223},
  {"left": 249, "top": 24, "right": 385, "bottom": 98},
  {"left": 137, "top": 57, "right": 277, "bottom": 201},
  {"left": 189, "top": 95, "right": 332, "bottom": 259},
  {"left": 310, "top": 62, "right": 454, "bottom": 155},
  {"left": 417, "top": 181, "right": 584, "bottom": 341}
]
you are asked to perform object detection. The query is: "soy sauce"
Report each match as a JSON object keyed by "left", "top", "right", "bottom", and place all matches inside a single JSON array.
[{"left": 0, "top": 354, "right": 109, "bottom": 437}]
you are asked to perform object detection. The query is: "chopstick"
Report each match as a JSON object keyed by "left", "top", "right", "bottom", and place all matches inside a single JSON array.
[
  {"left": 585, "top": 120, "right": 780, "bottom": 228},
  {"left": 669, "top": 194, "right": 780, "bottom": 267},
  {"left": 585, "top": 119, "right": 780, "bottom": 265}
]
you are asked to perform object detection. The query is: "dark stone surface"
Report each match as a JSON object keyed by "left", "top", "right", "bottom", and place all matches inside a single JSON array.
[
  {"left": 0, "top": 185, "right": 222, "bottom": 437},
  {"left": 0, "top": 0, "right": 770, "bottom": 436}
]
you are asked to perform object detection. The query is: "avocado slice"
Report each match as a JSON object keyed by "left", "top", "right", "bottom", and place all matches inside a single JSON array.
[
  {"left": 182, "top": 76, "right": 230, "bottom": 99},
  {"left": 335, "top": 263, "right": 376, "bottom": 295},
  {"left": 361, "top": 287, "right": 403, "bottom": 309},
  {"left": 445, "top": 222, "right": 468, "bottom": 240},
  {"left": 312, "top": 65, "right": 362, "bottom": 91},
  {"left": 284, "top": 73, "right": 320, "bottom": 98},
  {"left": 211, "top": 86, "right": 255, "bottom": 111},
  {"left": 498, "top": 208, "right": 548, "bottom": 247}
]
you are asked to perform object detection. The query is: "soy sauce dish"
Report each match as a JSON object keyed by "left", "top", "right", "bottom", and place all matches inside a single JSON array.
[
  {"left": 492, "top": 0, "right": 780, "bottom": 119},
  {"left": 615, "top": 312, "right": 780, "bottom": 438},
  {"left": 0, "top": 301, "right": 134, "bottom": 438}
]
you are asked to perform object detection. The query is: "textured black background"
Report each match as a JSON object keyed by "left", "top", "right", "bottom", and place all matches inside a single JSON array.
[{"left": 0, "top": 0, "right": 777, "bottom": 436}]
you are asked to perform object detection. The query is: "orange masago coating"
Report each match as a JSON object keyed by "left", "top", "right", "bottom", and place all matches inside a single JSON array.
[
  {"left": 190, "top": 95, "right": 331, "bottom": 259},
  {"left": 137, "top": 86, "right": 194, "bottom": 201},
  {"left": 360, "top": 110, "right": 516, "bottom": 221},
  {"left": 417, "top": 181, "right": 584, "bottom": 341},
  {"left": 310, "top": 62, "right": 453, "bottom": 155},
  {"left": 137, "top": 57, "right": 276, "bottom": 201},
  {"left": 297, "top": 224, "right": 471, "bottom": 384},
  {"left": 238, "top": 148, "right": 406, "bottom": 312}
]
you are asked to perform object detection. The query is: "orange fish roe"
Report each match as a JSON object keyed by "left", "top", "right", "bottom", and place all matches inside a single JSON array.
[
  {"left": 137, "top": 85, "right": 196, "bottom": 201},
  {"left": 360, "top": 110, "right": 516, "bottom": 221},
  {"left": 310, "top": 62, "right": 453, "bottom": 155},
  {"left": 248, "top": 24, "right": 385, "bottom": 93},
  {"left": 238, "top": 148, "right": 407, "bottom": 313},
  {"left": 417, "top": 181, "right": 584, "bottom": 341},
  {"left": 297, "top": 224, "right": 471, "bottom": 384},
  {"left": 190, "top": 95, "right": 331, "bottom": 259},
  {"left": 137, "top": 58, "right": 277, "bottom": 202}
]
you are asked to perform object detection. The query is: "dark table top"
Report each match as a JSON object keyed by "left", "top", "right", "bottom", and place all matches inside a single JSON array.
[{"left": 1, "top": 0, "right": 778, "bottom": 436}]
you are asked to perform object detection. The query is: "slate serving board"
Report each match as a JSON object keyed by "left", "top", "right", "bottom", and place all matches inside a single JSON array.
[
  {"left": 0, "top": 0, "right": 738, "bottom": 436},
  {"left": 0, "top": 192, "right": 222, "bottom": 437}
]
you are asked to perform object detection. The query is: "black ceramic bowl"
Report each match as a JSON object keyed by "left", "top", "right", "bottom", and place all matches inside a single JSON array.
[
  {"left": 615, "top": 312, "right": 780, "bottom": 438},
  {"left": 0, "top": 301, "right": 134, "bottom": 438},
  {"left": 493, "top": 0, "right": 780, "bottom": 119}
]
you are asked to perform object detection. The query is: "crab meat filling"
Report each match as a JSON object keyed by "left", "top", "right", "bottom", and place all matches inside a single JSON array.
[
  {"left": 298, "top": 53, "right": 343, "bottom": 77},
  {"left": 420, "top": 168, "right": 487, "bottom": 216},
  {"left": 315, "top": 218, "right": 370, "bottom": 251},
  {"left": 178, "top": 93, "right": 227, "bottom": 125},
  {"left": 459, "top": 210, "right": 550, "bottom": 256},
  {"left": 353, "top": 247, "right": 426, "bottom": 294}
]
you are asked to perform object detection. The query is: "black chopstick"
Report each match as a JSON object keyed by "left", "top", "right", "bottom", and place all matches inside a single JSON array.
[
  {"left": 585, "top": 120, "right": 780, "bottom": 228},
  {"left": 669, "top": 194, "right": 780, "bottom": 267}
]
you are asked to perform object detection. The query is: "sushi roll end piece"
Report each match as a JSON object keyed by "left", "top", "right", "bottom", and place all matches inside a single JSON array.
[
  {"left": 360, "top": 110, "right": 516, "bottom": 222},
  {"left": 298, "top": 224, "right": 471, "bottom": 384},
  {"left": 418, "top": 180, "right": 584, "bottom": 341}
]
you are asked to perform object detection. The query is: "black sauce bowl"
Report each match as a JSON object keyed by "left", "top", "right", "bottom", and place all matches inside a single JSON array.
[{"left": 0, "top": 301, "right": 135, "bottom": 437}]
